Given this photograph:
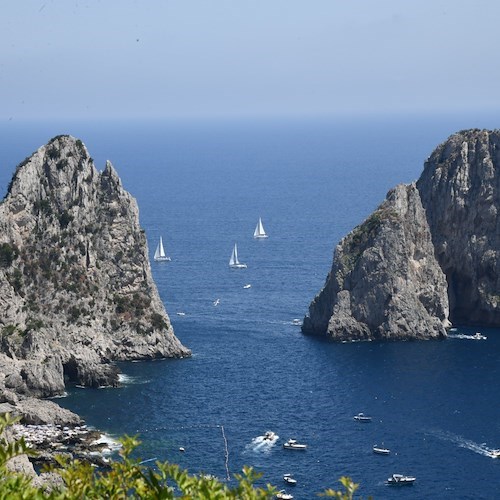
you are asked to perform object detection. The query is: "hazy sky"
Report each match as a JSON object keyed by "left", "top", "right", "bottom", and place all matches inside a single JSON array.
[{"left": 2, "top": 0, "right": 500, "bottom": 120}]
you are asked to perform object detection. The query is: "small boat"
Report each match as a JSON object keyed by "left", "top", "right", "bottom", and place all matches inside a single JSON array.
[
  {"left": 229, "top": 243, "right": 247, "bottom": 269},
  {"left": 153, "top": 236, "right": 171, "bottom": 262},
  {"left": 276, "top": 490, "right": 293, "bottom": 499},
  {"left": 387, "top": 474, "right": 416, "bottom": 486},
  {"left": 490, "top": 449, "right": 500, "bottom": 458},
  {"left": 253, "top": 217, "right": 268, "bottom": 239},
  {"left": 243, "top": 284, "right": 251, "bottom": 289},
  {"left": 283, "top": 474, "right": 297, "bottom": 486},
  {"left": 176, "top": 312, "right": 186, "bottom": 316},
  {"left": 473, "top": 332, "right": 487, "bottom": 340},
  {"left": 291, "top": 319, "right": 301, "bottom": 326},
  {"left": 283, "top": 439, "right": 307, "bottom": 450},
  {"left": 353, "top": 412, "right": 372, "bottom": 422},
  {"left": 213, "top": 298, "right": 220, "bottom": 306},
  {"left": 373, "top": 445, "right": 390, "bottom": 455},
  {"left": 263, "top": 431, "right": 276, "bottom": 441}
]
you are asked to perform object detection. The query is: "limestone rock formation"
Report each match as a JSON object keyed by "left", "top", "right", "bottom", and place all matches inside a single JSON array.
[
  {"left": 304, "top": 128, "right": 500, "bottom": 340},
  {"left": 0, "top": 135, "right": 190, "bottom": 399},
  {"left": 303, "top": 184, "right": 449, "bottom": 340},
  {"left": 417, "top": 129, "right": 500, "bottom": 326}
]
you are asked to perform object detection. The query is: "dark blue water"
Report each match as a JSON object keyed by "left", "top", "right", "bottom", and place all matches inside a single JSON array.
[{"left": 2, "top": 115, "right": 500, "bottom": 498}]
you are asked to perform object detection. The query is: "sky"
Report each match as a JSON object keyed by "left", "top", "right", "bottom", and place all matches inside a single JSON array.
[{"left": 2, "top": 0, "right": 500, "bottom": 121}]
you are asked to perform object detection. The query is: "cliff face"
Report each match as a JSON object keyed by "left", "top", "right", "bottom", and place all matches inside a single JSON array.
[
  {"left": 417, "top": 129, "right": 500, "bottom": 326},
  {"left": 302, "top": 184, "right": 449, "bottom": 340},
  {"left": 0, "top": 135, "right": 190, "bottom": 398},
  {"left": 304, "top": 128, "right": 499, "bottom": 341}
]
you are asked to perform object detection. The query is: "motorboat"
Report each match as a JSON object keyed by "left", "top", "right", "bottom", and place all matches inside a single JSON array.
[
  {"left": 291, "top": 319, "right": 302, "bottom": 326},
  {"left": 490, "top": 449, "right": 500, "bottom": 458},
  {"left": 263, "top": 431, "right": 276, "bottom": 442},
  {"left": 387, "top": 474, "right": 416, "bottom": 486},
  {"left": 243, "top": 284, "right": 252, "bottom": 289},
  {"left": 276, "top": 490, "right": 293, "bottom": 499},
  {"left": 353, "top": 412, "right": 372, "bottom": 422},
  {"left": 473, "top": 332, "right": 487, "bottom": 340},
  {"left": 373, "top": 445, "right": 390, "bottom": 455},
  {"left": 283, "top": 439, "right": 307, "bottom": 450},
  {"left": 283, "top": 474, "right": 297, "bottom": 486}
]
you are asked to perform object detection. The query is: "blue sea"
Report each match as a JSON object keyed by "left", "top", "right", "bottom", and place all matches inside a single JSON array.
[{"left": 2, "top": 114, "right": 500, "bottom": 498}]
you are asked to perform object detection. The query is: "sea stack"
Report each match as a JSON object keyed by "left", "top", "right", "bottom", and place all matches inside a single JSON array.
[
  {"left": 0, "top": 135, "right": 190, "bottom": 401},
  {"left": 303, "top": 128, "right": 500, "bottom": 341}
]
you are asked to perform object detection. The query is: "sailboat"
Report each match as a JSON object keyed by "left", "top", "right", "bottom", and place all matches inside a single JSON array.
[
  {"left": 253, "top": 217, "right": 268, "bottom": 239},
  {"left": 154, "top": 236, "right": 171, "bottom": 262},
  {"left": 229, "top": 243, "right": 247, "bottom": 269}
]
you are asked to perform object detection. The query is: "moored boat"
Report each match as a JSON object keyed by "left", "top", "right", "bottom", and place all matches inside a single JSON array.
[
  {"left": 387, "top": 474, "right": 416, "bottom": 486},
  {"left": 373, "top": 445, "right": 390, "bottom": 455},
  {"left": 283, "top": 474, "right": 297, "bottom": 485},
  {"left": 276, "top": 490, "right": 293, "bottom": 499},
  {"left": 353, "top": 412, "right": 372, "bottom": 422},
  {"left": 283, "top": 439, "right": 307, "bottom": 450}
]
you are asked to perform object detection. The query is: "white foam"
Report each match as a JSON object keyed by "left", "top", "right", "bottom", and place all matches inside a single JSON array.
[
  {"left": 92, "top": 434, "right": 122, "bottom": 455},
  {"left": 245, "top": 432, "right": 279, "bottom": 454},
  {"left": 428, "top": 429, "right": 498, "bottom": 458}
]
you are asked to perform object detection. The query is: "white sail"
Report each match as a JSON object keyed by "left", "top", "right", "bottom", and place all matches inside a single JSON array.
[
  {"left": 154, "top": 236, "right": 171, "bottom": 261},
  {"left": 229, "top": 243, "right": 247, "bottom": 268},
  {"left": 253, "top": 217, "right": 268, "bottom": 238}
]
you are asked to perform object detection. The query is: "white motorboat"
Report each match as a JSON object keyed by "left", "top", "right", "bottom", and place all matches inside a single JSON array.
[
  {"left": 243, "top": 284, "right": 252, "bottom": 289},
  {"left": 490, "top": 449, "right": 500, "bottom": 458},
  {"left": 283, "top": 439, "right": 307, "bottom": 450},
  {"left": 253, "top": 217, "right": 268, "bottom": 239},
  {"left": 473, "top": 332, "right": 487, "bottom": 340},
  {"left": 276, "top": 490, "right": 293, "bottom": 499},
  {"left": 283, "top": 474, "right": 297, "bottom": 485},
  {"left": 263, "top": 431, "right": 276, "bottom": 442},
  {"left": 153, "top": 236, "right": 171, "bottom": 262},
  {"left": 229, "top": 243, "right": 247, "bottom": 269},
  {"left": 353, "top": 412, "right": 372, "bottom": 422},
  {"left": 373, "top": 445, "right": 390, "bottom": 455},
  {"left": 387, "top": 474, "right": 416, "bottom": 486},
  {"left": 291, "top": 318, "right": 301, "bottom": 326}
]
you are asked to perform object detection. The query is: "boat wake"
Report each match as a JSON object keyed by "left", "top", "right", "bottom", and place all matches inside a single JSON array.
[
  {"left": 428, "top": 429, "right": 499, "bottom": 458},
  {"left": 118, "top": 374, "right": 151, "bottom": 385},
  {"left": 448, "top": 333, "right": 486, "bottom": 341},
  {"left": 245, "top": 431, "right": 279, "bottom": 454}
]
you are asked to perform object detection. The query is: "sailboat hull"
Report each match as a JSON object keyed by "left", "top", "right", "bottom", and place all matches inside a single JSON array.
[
  {"left": 229, "top": 263, "right": 247, "bottom": 269},
  {"left": 154, "top": 256, "right": 171, "bottom": 262}
]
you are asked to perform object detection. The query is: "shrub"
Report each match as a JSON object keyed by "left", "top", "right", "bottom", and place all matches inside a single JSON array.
[
  {"left": 0, "top": 243, "right": 18, "bottom": 268},
  {"left": 0, "top": 414, "right": 360, "bottom": 498}
]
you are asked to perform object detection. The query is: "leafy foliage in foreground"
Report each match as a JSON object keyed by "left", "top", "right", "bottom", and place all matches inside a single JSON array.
[{"left": 0, "top": 414, "right": 360, "bottom": 498}]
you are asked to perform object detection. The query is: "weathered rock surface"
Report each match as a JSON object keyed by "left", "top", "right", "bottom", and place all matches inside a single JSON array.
[
  {"left": 303, "top": 184, "right": 449, "bottom": 340},
  {"left": 417, "top": 129, "right": 500, "bottom": 326},
  {"left": 0, "top": 135, "right": 190, "bottom": 399},
  {"left": 304, "top": 128, "right": 500, "bottom": 340}
]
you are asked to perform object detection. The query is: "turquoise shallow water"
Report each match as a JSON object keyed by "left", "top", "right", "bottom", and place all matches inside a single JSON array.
[{"left": 2, "top": 115, "right": 500, "bottom": 498}]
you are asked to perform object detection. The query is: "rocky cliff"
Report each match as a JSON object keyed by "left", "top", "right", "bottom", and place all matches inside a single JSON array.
[
  {"left": 0, "top": 135, "right": 190, "bottom": 402},
  {"left": 303, "top": 128, "right": 499, "bottom": 340},
  {"left": 417, "top": 129, "right": 500, "bottom": 326}
]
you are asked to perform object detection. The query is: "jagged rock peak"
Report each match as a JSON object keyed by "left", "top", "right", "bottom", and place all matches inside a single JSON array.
[
  {"left": 0, "top": 136, "right": 190, "bottom": 398},
  {"left": 303, "top": 183, "right": 449, "bottom": 341},
  {"left": 304, "top": 127, "right": 500, "bottom": 341}
]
